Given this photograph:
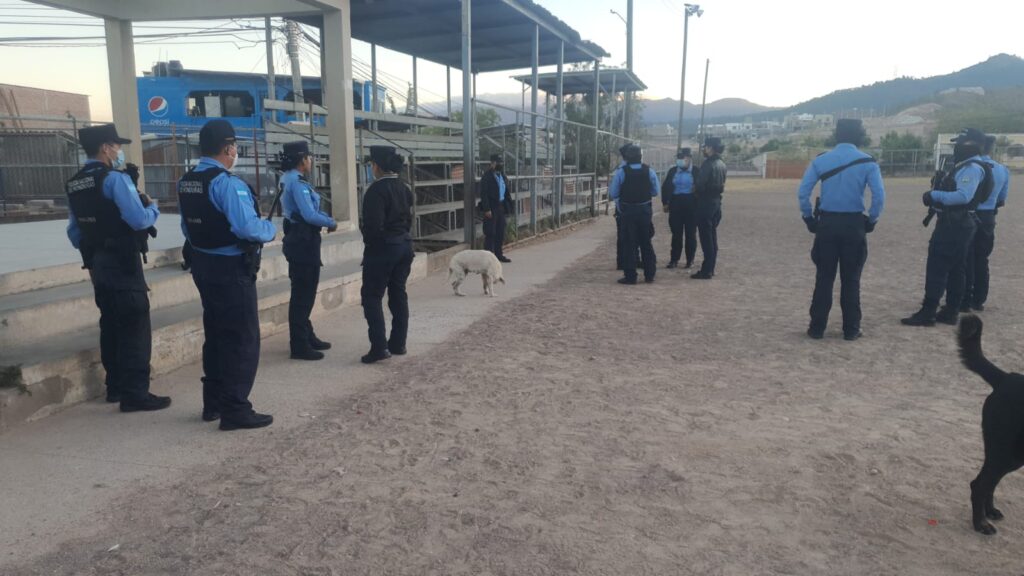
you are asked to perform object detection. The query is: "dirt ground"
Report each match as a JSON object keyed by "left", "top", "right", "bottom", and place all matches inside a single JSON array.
[{"left": 10, "top": 178, "right": 1024, "bottom": 575}]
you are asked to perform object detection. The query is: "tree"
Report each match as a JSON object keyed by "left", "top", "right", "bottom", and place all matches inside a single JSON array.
[
  {"left": 879, "top": 131, "right": 926, "bottom": 175},
  {"left": 450, "top": 106, "right": 501, "bottom": 129}
]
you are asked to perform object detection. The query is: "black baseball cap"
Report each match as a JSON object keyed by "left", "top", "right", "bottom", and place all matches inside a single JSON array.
[
  {"left": 282, "top": 140, "right": 310, "bottom": 157},
  {"left": 490, "top": 153, "right": 502, "bottom": 163},
  {"left": 199, "top": 119, "right": 237, "bottom": 154},
  {"left": 951, "top": 128, "right": 986, "bottom": 145},
  {"left": 78, "top": 124, "right": 131, "bottom": 149},
  {"left": 677, "top": 148, "right": 692, "bottom": 158},
  {"left": 369, "top": 145, "right": 396, "bottom": 167}
]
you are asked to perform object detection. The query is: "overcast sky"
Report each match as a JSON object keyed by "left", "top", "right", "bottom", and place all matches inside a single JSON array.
[{"left": 1, "top": 0, "right": 1021, "bottom": 121}]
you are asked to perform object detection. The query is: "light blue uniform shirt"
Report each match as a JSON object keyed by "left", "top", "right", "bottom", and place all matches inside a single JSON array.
[
  {"left": 280, "top": 169, "right": 335, "bottom": 228},
  {"left": 67, "top": 160, "right": 160, "bottom": 249},
  {"left": 179, "top": 157, "right": 276, "bottom": 256},
  {"left": 978, "top": 155, "right": 1010, "bottom": 211},
  {"left": 609, "top": 163, "right": 659, "bottom": 207},
  {"left": 671, "top": 166, "right": 694, "bottom": 195},
  {"left": 496, "top": 172, "right": 506, "bottom": 202},
  {"left": 798, "top": 143, "right": 885, "bottom": 223},
  {"left": 929, "top": 155, "right": 985, "bottom": 207}
]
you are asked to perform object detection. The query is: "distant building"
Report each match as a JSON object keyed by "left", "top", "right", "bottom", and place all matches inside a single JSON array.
[
  {"left": 784, "top": 113, "right": 834, "bottom": 131},
  {"left": 0, "top": 84, "right": 91, "bottom": 130}
]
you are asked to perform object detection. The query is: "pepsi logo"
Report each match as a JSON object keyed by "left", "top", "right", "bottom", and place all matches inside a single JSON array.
[{"left": 147, "top": 96, "right": 169, "bottom": 118}]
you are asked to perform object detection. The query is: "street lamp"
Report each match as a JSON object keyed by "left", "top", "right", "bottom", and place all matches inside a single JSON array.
[
  {"left": 676, "top": 3, "right": 703, "bottom": 150},
  {"left": 609, "top": 8, "right": 627, "bottom": 25}
]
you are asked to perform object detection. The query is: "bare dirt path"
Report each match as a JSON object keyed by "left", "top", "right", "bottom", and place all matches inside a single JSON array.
[{"left": 10, "top": 179, "right": 1024, "bottom": 575}]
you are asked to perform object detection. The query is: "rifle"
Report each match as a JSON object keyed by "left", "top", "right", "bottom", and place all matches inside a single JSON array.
[
  {"left": 124, "top": 163, "right": 158, "bottom": 263},
  {"left": 923, "top": 155, "right": 954, "bottom": 228}
]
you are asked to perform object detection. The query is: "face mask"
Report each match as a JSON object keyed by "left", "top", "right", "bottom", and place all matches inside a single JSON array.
[
  {"left": 225, "top": 146, "right": 238, "bottom": 170},
  {"left": 676, "top": 159, "right": 689, "bottom": 169},
  {"left": 112, "top": 149, "right": 126, "bottom": 170}
]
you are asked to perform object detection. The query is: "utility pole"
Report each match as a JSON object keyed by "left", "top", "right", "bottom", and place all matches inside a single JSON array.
[
  {"left": 264, "top": 18, "right": 276, "bottom": 101},
  {"left": 697, "top": 58, "right": 710, "bottom": 147},
  {"left": 676, "top": 4, "right": 703, "bottom": 150},
  {"left": 623, "top": 0, "right": 633, "bottom": 139},
  {"left": 285, "top": 20, "right": 304, "bottom": 106}
]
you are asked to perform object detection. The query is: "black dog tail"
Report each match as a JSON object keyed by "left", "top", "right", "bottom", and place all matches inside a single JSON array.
[{"left": 958, "top": 315, "right": 1006, "bottom": 389}]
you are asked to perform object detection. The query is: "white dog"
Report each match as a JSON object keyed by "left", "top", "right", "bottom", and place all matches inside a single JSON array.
[{"left": 448, "top": 250, "right": 506, "bottom": 297}]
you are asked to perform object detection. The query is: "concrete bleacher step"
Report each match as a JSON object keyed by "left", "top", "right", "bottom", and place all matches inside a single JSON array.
[
  {"left": 0, "top": 230, "right": 365, "bottom": 350},
  {"left": 0, "top": 242, "right": 462, "bottom": 433},
  {"left": 0, "top": 220, "right": 463, "bottom": 434}
]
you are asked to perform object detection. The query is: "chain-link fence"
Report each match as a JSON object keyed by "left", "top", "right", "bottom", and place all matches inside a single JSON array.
[{"left": 0, "top": 116, "right": 304, "bottom": 220}]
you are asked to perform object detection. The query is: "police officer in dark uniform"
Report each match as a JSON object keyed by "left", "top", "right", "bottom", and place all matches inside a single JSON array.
[
  {"left": 480, "top": 153, "right": 513, "bottom": 263},
  {"left": 609, "top": 143, "right": 659, "bottom": 284},
  {"left": 661, "top": 147, "right": 698, "bottom": 269},
  {"left": 797, "top": 119, "right": 886, "bottom": 340},
  {"left": 178, "top": 120, "right": 276, "bottom": 430},
  {"left": 66, "top": 124, "right": 171, "bottom": 412},
  {"left": 902, "top": 128, "right": 993, "bottom": 327},
  {"left": 360, "top": 146, "right": 415, "bottom": 364},
  {"left": 692, "top": 137, "right": 727, "bottom": 279},
  {"left": 279, "top": 140, "right": 337, "bottom": 361},
  {"left": 963, "top": 135, "right": 1010, "bottom": 312}
]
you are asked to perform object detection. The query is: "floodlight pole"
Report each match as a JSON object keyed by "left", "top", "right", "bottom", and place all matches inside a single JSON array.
[{"left": 676, "top": 4, "right": 702, "bottom": 150}]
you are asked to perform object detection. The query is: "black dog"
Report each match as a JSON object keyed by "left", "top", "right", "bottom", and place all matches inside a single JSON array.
[{"left": 957, "top": 315, "right": 1024, "bottom": 535}]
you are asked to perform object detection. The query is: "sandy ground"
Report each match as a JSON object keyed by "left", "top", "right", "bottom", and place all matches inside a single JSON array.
[{"left": 7, "top": 178, "right": 1024, "bottom": 575}]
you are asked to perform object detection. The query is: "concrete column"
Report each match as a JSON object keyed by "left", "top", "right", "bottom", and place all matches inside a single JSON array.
[
  {"left": 323, "top": 5, "right": 358, "bottom": 225},
  {"left": 103, "top": 18, "right": 144, "bottom": 189}
]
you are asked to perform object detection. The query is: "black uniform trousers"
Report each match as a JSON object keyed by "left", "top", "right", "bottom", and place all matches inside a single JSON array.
[
  {"left": 90, "top": 250, "right": 152, "bottom": 402},
  {"left": 923, "top": 210, "right": 977, "bottom": 310},
  {"left": 288, "top": 263, "right": 321, "bottom": 353},
  {"left": 189, "top": 250, "right": 261, "bottom": 419},
  {"left": 667, "top": 194, "right": 698, "bottom": 265},
  {"left": 696, "top": 197, "right": 722, "bottom": 275},
  {"left": 361, "top": 240, "right": 414, "bottom": 353},
  {"left": 484, "top": 207, "right": 507, "bottom": 259},
  {"left": 619, "top": 202, "right": 656, "bottom": 282},
  {"left": 964, "top": 210, "right": 996, "bottom": 308},
  {"left": 809, "top": 212, "right": 868, "bottom": 335}
]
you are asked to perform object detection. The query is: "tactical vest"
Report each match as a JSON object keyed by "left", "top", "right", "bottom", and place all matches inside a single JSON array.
[
  {"left": 178, "top": 167, "right": 258, "bottom": 250},
  {"left": 282, "top": 175, "right": 323, "bottom": 266},
  {"left": 620, "top": 164, "right": 653, "bottom": 204},
  {"left": 65, "top": 163, "right": 136, "bottom": 268},
  {"left": 937, "top": 159, "right": 994, "bottom": 210}
]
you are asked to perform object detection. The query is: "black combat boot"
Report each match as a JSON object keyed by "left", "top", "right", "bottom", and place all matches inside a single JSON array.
[
  {"left": 901, "top": 306, "right": 937, "bottom": 327},
  {"left": 935, "top": 306, "right": 959, "bottom": 326},
  {"left": 310, "top": 335, "right": 332, "bottom": 351}
]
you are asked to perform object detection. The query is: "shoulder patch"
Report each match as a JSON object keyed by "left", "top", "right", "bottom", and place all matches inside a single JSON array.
[{"left": 237, "top": 188, "right": 250, "bottom": 196}]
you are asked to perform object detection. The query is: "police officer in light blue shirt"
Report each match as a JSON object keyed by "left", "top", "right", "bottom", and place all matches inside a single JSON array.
[
  {"left": 798, "top": 119, "right": 885, "bottom": 341},
  {"left": 178, "top": 119, "right": 276, "bottom": 430},
  {"left": 902, "top": 128, "right": 992, "bottom": 327},
  {"left": 65, "top": 124, "right": 171, "bottom": 413},
  {"left": 963, "top": 135, "right": 1011, "bottom": 312},
  {"left": 661, "top": 147, "right": 698, "bottom": 269},
  {"left": 609, "top": 143, "right": 659, "bottom": 284},
  {"left": 278, "top": 140, "right": 337, "bottom": 361}
]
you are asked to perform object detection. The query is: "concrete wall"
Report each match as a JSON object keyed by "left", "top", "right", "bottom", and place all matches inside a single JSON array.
[{"left": 0, "top": 84, "right": 91, "bottom": 128}]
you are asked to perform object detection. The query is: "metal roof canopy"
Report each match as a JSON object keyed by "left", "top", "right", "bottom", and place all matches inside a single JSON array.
[
  {"left": 296, "top": 0, "right": 608, "bottom": 73},
  {"left": 26, "top": 0, "right": 341, "bottom": 20},
  {"left": 512, "top": 68, "right": 646, "bottom": 95}
]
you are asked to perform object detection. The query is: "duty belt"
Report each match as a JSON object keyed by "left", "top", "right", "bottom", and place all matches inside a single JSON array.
[{"left": 620, "top": 200, "right": 652, "bottom": 206}]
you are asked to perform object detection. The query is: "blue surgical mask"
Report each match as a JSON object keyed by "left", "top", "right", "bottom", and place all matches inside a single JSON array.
[
  {"left": 676, "top": 159, "right": 689, "bottom": 169},
  {"left": 112, "top": 149, "right": 126, "bottom": 170}
]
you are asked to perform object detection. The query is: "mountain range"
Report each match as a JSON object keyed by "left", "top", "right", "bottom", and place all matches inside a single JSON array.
[{"left": 426, "top": 54, "right": 1024, "bottom": 128}]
